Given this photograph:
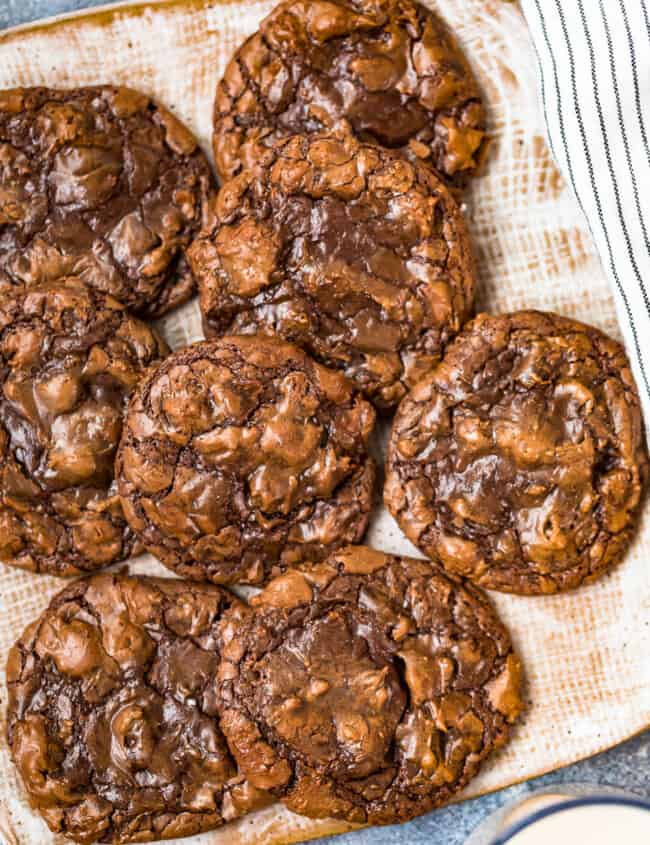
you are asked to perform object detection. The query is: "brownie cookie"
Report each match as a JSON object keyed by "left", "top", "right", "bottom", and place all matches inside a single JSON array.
[
  {"left": 0, "top": 86, "right": 214, "bottom": 317},
  {"left": 0, "top": 279, "right": 168, "bottom": 576},
  {"left": 116, "top": 335, "right": 376, "bottom": 584},
  {"left": 217, "top": 545, "right": 523, "bottom": 824},
  {"left": 385, "top": 311, "right": 649, "bottom": 595},
  {"left": 213, "top": 0, "right": 487, "bottom": 186},
  {"left": 190, "top": 126, "right": 476, "bottom": 410},
  {"left": 6, "top": 573, "right": 270, "bottom": 845}
]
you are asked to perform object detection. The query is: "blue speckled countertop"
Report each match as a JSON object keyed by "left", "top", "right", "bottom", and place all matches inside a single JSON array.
[{"left": 1, "top": 2, "right": 648, "bottom": 844}]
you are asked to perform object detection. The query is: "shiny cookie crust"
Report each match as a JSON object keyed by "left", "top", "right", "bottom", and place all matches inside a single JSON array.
[
  {"left": 0, "top": 278, "right": 168, "bottom": 576},
  {"left": 0, "top": 85, "right": 214, "bottom": 317},
  {"left": 217, "top": 545, "right": 524, "bottom": 825},
  {"left": 191, "top": 126, "right": 476, "bottom": 410},
  {"left": 385, "top": 311, "right": 649, "bottom": 594},
  {"left": 213, "top": 0, "right": 488, "bottom": 186},
  {"left": 116, "top": 335, "right": 376, "bottom": 585},
  {"left": 6, "top": 573, "right": 270, "bottom": 845}
]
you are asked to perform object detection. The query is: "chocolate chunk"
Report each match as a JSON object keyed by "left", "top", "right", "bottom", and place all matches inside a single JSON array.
[
  {"left": 0, "top": 86, "right": 214, "bottom": 317},
  {"left": 0, "top": 278, "right": 168, "bottom": 576},
  {"left": 6, "top": 573, "right": 270, "bottom": 845},
  {"left": 385, "top": 311, "right": 649, "bottom": 594},
  {"left": 217, "top": 545, "right": 524, "bottom": 824},
  {"left": 213, "top": 0, "right": 487, "bottom": 186},
  {"left": 116, "top": 335, "right": 376, "bottom": 584},
  {"left": 190, "top": 126, "right": 475, "bottom": 410}
]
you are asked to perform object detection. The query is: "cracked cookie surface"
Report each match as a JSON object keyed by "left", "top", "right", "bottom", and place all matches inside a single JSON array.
[
  {"left": 217, "top": 545, "right": 523, "bottom": 824},
  {"left": 116, "top": 335, "right": 376, "bottom": 584},
  {"left": 0, "top": 86, "right": 214, "bottom": 317},
  {"left": 385, "top": 311, "right": 649, "bottom": 594},
  {"left": 190, "top": 127, "right": 475, "bottom": 411},
  {"left": 213, "top": 0, "right": 487, "bottom": 186},
  {"left": 6, "top": 573, "right": 270, "bottom": 845},
  {"left": 0, "top": 278, "right": 168, "bottom": 576}
]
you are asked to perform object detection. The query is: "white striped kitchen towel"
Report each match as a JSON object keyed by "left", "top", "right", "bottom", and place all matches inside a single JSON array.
[{"left": 520, "top": 0, "right": 650, "bottom": 421}]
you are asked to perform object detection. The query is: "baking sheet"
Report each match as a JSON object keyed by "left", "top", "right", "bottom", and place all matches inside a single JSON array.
[{"left": 0, "top": 1, "right": 648, "bottom": 843}]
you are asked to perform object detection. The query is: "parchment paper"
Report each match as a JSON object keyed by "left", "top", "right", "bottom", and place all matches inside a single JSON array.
[{"left": 0, "top": 1, "right": 648, "bottom": 843}]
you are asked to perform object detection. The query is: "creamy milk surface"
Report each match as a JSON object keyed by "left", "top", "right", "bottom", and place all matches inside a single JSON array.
[{"left": 504, "top": 804, "right": 650, "bottom": 845}]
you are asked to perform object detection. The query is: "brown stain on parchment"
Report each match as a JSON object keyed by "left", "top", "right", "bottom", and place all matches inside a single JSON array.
[
  {"left": 531, "top": 134, "right": 565, "bottom": 199},
  {"left": 0, "top": 0, "right": 228, "bottom": 44},
  {"left": 542, "top": 226, "right": 592, "bottom": 276},
  {"left": 509, "top": 134, "right": 565, "bottom": 203},
  {"left": 498, "top": 60, "right": 519, "bottom": 93}
]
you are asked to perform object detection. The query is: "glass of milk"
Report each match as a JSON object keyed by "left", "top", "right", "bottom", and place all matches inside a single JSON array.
[{"left": 466, "top": 787, "right": 650, "bottom": 845}]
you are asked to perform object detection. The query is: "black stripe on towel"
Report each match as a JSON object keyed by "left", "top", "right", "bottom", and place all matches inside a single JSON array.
[
  {"left": 642, "top": 0, "right": 650, "bottom": 40},
  {"left": 527, "top": 7, "right": 562, "bottom": 174},
  {"left": 596, "top": 0, "right": 650, "bottom": 314},
  {"left": 554, "top": 0, "right": 650, "bottom": 399},
  {"left": 618, "top": 0, "right": 650, "bottom": 177},
  {"left": 533, "top": 0, "right": 584, "bottom": 214}
]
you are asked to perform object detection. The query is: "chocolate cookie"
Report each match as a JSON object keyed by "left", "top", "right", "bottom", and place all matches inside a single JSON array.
[
  {"left": 6, "top": 573, "right": 270, "bottom": 845},
  {"left": 213, "top": 0, "right": 487, "bottom": 186},
  {"left": 0, "top": 279, "right": 168, "bottom": 576},
  {"left": 190, "top": 126, "right": 476, "bottom": 410},
  {"left": 0, "top": 86, "right": 214, "bottom": 317},
  {"left": 217, "top": 545, "right": 523, "bottom": 824},
  {"left": 385, "top": 311, "right": 649, "bottom": 594},
  {"left": 116, "top": 335, "right": 376, "bottom": 584}
]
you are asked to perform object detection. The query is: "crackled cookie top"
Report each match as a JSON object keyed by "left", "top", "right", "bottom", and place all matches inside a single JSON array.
[
  {"left": 213, "top": 0, "right": 487, "bottom": 185},
  {"left": 0, "top": 279, "right": 168, "bottom": 576},
  {"left": 217, "top": 545, "right": 523, "bottom": 825},
  {"left": 190, "top": 127, "right": 475, "bottom": 410},
  {"left": 116, "top": 335, "right": 376, "bottom": 584},
  {"left": 0, "top": 86, "right": 214, "bottom": 317},
  {"left": 6, "top": 573, "right": 269, "bottom": 845},
  {"left": 385, "top": 311, "right": 649, "bottom": 594}
]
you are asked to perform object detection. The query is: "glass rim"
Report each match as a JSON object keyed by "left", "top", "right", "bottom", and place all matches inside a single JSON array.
[{"left": 493, "top": 794, "right": 650, "bottom": 845}]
